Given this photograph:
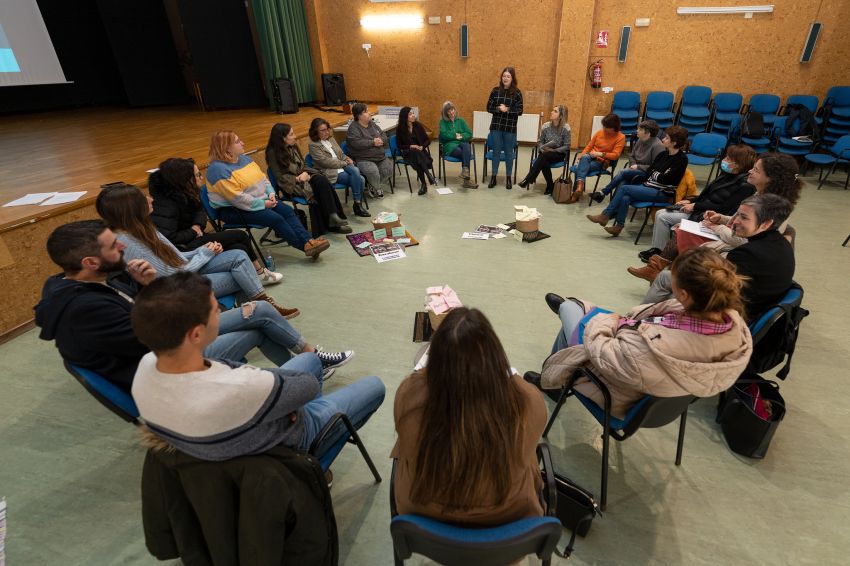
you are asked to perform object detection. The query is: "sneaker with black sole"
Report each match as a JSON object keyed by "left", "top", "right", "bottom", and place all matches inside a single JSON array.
[
  {"left": 638, "top": 247, "right": 662, "bottom": 263},
  {"left": 316, "top": 348, "right": 354, "bottom": 370}
]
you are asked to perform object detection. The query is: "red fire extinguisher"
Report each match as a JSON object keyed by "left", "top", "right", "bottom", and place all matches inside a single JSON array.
[{"left": 589, "top": 60, "right": 603, "bottom": 89}]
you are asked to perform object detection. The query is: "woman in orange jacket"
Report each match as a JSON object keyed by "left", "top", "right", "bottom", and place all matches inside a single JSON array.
[{"left": 569, "top": 113, "right": 626, "bottom": 203}]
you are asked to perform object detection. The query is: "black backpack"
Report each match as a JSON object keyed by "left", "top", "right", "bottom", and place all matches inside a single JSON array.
[
  {"left": 740, "top": 109, "right": 765, "bottom": 139},
  {"left": 747, "top": 282, "right": 809, "bottom": 380},
  {"left": 784, "top": 103, "right": 817, "bottom": 138}
]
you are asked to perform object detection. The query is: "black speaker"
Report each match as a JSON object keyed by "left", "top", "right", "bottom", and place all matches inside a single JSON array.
[
  {"left": 321, "top": 73, "right": 347, "bottom": 106},
  {"left": 272, "top": 77, "right": 298, "bottom": 114}
]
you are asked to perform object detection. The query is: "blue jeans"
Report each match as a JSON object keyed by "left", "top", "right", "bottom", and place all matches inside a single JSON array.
[
  {"left": 219, "top": 203, "right": 310, "bottom": 251},
  {"left": 602, "top": 184, "right": 671, "bottom": 226},
  {"left": 574, "top": 154, "right": 604, "bottom": 182},
  {"left": 200, "top": 249, "right": 264, "bottom": 300},
  {"left": 298, "top": 375, "right": 386, "bottom": 461},
  {"left": 551, "top": 300, "right": 586, "bottom": 353},
  {"left": 336, "top": 165, "right": 365, "bottom": 202},
  {"left": 601, "top": 168, "right": 647, "bottom": 195},
  {"left": 489, "top": 131, "right": 517, "bottom": 176},
  {"left": 450, "top": 142, "right": 473, "bottom": 168},
  {"left": 206, "top": 301, "right": 307, "bottom": 366}
]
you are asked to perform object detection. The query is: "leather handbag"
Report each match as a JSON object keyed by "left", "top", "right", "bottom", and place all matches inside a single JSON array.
[
  {"left": 552, "top": 176, "right": 573, "bottom": 204},
  {"left": 716, "top": 374, "right": 786, "bottom": 459},
  {"left": 551, "top": 472, "right": 600, "bottom": 558}
]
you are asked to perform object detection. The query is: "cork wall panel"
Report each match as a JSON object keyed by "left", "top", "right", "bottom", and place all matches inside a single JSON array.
[
  {"left": 573, "top": 0, "right": 850, "bottom": 143},
  {"left": 308, "top": 0, "right": 563, "bottom": 128}
]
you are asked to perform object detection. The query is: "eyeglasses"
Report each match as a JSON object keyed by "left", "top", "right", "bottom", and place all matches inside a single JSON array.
[
  {"left": 194, "top": 172, "right": 204, "bottom": 178},
  {"left": 317, "top": 127, "right": 329, "bottom": 132}
]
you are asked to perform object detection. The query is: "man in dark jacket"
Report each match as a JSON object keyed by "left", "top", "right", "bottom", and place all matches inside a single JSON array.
[
  {"left": 643, "top": 194, "right": 795, "bottom": 321},
  {"left": 35, "top": 220, "right": 351, "bottom": 392}
]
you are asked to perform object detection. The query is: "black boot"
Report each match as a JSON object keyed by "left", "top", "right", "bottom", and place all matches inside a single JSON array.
[
  {"left": 518, "top": 177, "right": 530, "bottom": 189},
  {"left": 487, "top": 175, "right": 497, "bottom": 188},
  {"left": 352, "top": 202, "right": 370, "bottom": 217},
  {"left": 426, "top": 171, "right": 436, "bottom": 185},
  {"left": 506, "top": 177, "right": 512, "bottom": 190},
  {"left": 544, "top": 184, "right": 554, "bottom": 195},
  {"left": 418, "top": 181, "right": 427, "bottom": 195}
]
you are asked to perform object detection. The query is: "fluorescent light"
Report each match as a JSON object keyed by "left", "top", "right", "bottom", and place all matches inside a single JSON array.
[
  {"left": 360, "top": 14, "right": 424, "bottom": 30},
  {"left": 677, "top": 5, "right": 774, "bottom": 16}
]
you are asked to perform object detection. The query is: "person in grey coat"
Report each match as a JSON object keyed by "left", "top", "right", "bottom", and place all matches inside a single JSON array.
[{"left": 345, "top": 103, "right": 393, "bottom": 198}]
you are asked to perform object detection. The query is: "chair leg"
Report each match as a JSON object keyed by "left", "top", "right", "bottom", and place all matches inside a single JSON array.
[
  {"left": 634, "top": 209, "right": 652, "bottom": 245},
  {"left": 542, "top": 387, "right": 569, "bottom": 438},
  {"left": 675, "top": 409, "right": 688, "bottom": 466},
  {"left": 601, "top": 426, "right": 610, "bottom": 511},
  {"left": 404, "top": 166, "right": 412, "bottom": 193},
  {"left": 344, "top": 417, "right": 383, "bottom": 483},
  {"left": 843, "top": 233, "right": 850, "bottom": 247}
]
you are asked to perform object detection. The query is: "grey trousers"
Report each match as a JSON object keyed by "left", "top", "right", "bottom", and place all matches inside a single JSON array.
[
  {"left": 651, "top": 210, "right": 688, "bottom": 250},
  {"left": 643, "top": 269, "right": 674, "bottom": 304},
  {"left": 355, "top": 158, "right": 393, "bottom": 190}
]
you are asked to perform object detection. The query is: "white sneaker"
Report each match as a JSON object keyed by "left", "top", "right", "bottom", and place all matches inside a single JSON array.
[{"left": 259, "top": 268, "right": 283, "bottom": 285}]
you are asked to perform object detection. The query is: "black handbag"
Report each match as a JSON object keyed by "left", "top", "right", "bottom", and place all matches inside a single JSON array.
[
  {"left": 552, "top": 473, "right": 600, "bottom": 558},
  {"left": 716, "top": 375, "right": 786, "bottom": 459}
]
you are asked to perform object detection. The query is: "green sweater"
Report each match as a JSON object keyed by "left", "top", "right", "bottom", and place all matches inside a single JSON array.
[{"left": 439, "top": 117, "right": 473, "bottom": 156}]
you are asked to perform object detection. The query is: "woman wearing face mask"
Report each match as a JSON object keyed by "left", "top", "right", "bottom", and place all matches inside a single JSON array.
[
  {"left": 396, "top": 106, "right": 436, "bottom": 196},
  {"left": 266, "top": 122, "right": 352, "bottom": 234},
  {"left": 486, "top": 67, "right": 523, "bottom": 189},
  {"left": 518, "top": 105, "right": 571, "bottom": 195}
]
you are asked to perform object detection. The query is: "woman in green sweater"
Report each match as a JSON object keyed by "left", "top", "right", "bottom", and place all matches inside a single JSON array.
[{"left": 439, "top": 101, "right": 478, "bottom": 189}]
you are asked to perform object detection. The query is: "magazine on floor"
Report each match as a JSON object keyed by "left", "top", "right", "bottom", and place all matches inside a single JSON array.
[{"left": 371, "top": 242, "right": 406, "bottom": 263}]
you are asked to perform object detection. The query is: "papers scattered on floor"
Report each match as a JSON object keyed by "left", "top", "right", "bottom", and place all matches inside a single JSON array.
[
  {"left": 39, "top": 191, "right": 87, "bottom": 206},
  {"left": 425, "top": 285, "right": 463, "bottom": 314},
  {"left": 3, "top": 193, "right": 57, "bottom": 207},
  {"left": 496, "top": 223, "right": 511, "bottom": 230},
  {"left": 462, "top": 231, "right": 489, "bottom": 240},
  {"left": 371, "top": 242, "right": 406, "bottom": 263},
  {"left": 436, "top": 187, "right": 453, "bottom": 195},
  {"left": 374, "top": 211, "right": 399, "bottom": 223},
  {"left": 679, "top": 219, "right": 720, "bottom": 241},
  {"left": 492, "top": 232, "right": 507, "bottom": 239},
  {"left": 475, "top": 225, "right": 503, "bottom": 234}
]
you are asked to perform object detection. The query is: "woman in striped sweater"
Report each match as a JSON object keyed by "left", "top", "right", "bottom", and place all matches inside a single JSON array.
[
  {"left": 486, "top": 67, "right": 523, "bottom": 189},
  {"left": 96, "top": 184, "right": 299, "bottom": 319}
]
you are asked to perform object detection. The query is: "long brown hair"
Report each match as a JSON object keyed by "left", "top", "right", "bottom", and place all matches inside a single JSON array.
[
  {"left": 96, "top": 184, "right": 185, "bottom": 267},
  {"left": 410, "top": 307, "right": 526, "bottom": 510},
  {"left": 498, "top": 66, "right": 518, "bottom": 97},
  {"left": 266, "top": 122, "right": 301, "bottom": 173},
  {"left": 158, "top": 157, "right": 200, "bottom": 203}
]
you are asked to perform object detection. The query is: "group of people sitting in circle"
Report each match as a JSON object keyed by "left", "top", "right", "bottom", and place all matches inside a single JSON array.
[{"left": 31, "top": 71, "right": 803, "bottom": 542}]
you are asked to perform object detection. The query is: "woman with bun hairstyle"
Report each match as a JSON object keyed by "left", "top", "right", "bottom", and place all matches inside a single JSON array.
[{"left": 533, "top": 247, "right": 753, "bottom": 419}]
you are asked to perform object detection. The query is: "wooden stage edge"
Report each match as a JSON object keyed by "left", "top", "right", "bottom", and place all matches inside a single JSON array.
[
  {"left": 0, "top": 103, "right": 379, "bottom": 338},
  {"left": 0, "top": 104, "right": 368, "bottom": 233}
]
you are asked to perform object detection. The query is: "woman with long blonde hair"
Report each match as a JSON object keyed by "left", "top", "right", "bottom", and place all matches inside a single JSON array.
[{"left": 518, "top": 104, "right": 571, "bottom": 195}]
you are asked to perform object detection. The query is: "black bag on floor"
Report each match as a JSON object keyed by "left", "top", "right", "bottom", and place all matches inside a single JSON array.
[
  {"left": 552, "top": 473, "right": 600, "bottom": 558},
  {"left": 716, "top": 374, "right": 786, "bottom": 459}
]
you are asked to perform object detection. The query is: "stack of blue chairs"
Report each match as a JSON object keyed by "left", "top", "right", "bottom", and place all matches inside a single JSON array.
[
  {"left": 710, "top": 93, "right": 743, "bottom": 137},
  {"left": 746, "top": 94, "right": 781, "bottom": 131},
  {"left": 821, "top": 86, "right": 850, "bottom": 146},
  {"left": 612, "top": 91, "right": 641, "bottom": 142},
  {"left": 643, "top": 91, "right": 676, "bottom": 129},
  {"left": 773, "top": 97, "right": 818, "bottom": 157},
  {"left": 676, "top": 86, "right": 712, "bottom": 138}
]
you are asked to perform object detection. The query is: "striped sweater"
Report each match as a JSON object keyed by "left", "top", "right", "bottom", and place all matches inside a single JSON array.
[
  {"left": 117, "top": 231, "right": 215, "bottom": 277},
  {"left": 132, "top": 353, "right": 320, "bottom": 461},
  {"left": 206, "top": 154, "right": 274, "bottom": 211}
]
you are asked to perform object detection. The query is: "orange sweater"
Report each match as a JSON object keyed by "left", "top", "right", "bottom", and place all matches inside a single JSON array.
[{"left": 581, "top": 129, "right": 626, "bottom": 165}]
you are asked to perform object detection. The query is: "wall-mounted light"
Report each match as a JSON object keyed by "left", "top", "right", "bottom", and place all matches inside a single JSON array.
[
  {"left": 360, "top": 14, "right": 424, "bottom": 30},
  {"left": 677, "top": 5, "right": 773, "bottom": 18}
]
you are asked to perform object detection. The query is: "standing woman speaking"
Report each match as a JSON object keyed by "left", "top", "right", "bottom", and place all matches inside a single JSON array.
[{"left": 486, "top": 67, "right": 523, "bottom": 189}]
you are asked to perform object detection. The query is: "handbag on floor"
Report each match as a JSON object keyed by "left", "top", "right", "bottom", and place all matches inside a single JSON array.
[
  {"left": 716, "top": 374, "right": 786, "bottom": 459},
  {"left": 552, "top": 176, "right": 573, "bottom": 204},
  {"left": 552, "top": 472, "right": 600, "bottom": 558}
]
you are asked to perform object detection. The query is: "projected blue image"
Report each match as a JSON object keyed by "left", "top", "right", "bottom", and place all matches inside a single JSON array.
[{"left": 0, "top": 23, "right": 21, "bottom": 72}]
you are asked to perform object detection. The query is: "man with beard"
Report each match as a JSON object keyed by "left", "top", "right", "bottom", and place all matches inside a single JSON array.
[{"left": 35, "top": 220, "right": 352, "bottom": 392}]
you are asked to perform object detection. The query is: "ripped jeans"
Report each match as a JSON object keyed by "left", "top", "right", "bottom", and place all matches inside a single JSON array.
[{"left": 205, "top": 300, "right": 307, "bottom": 366}]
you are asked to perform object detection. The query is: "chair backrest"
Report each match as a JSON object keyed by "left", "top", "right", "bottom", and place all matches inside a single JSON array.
[
  {"left": 713, "top": 92, "right": 743, "bottom": 113},
  {"left": 646, "top": 91, "right": 674, "bottom": 111},
  {"left": 622, "top": 394, "right": 696, "bottom": 437},
  {"left": 829, "top": 134, "right": 850, "bottom": 157},
  {"left": 305, "top": 153, "right": 314, "bottom": 168},
  {"left": 389, "top": 134, "right": 399, "bottom": 156},
  {"left": 690, "top": 133, "right": 727, "bottom": 157},
  {"left": 472, "top": 110, "right": 493, "bottom": 139},
  {"left": 199, "top": 186, "right": 220, "bottom": 224},
  {"left": 613, "top": 90, "right": 641, "bottom": 111},
  {"left": 340, "top": 140, "right": 348, "bottom": 155},
  {"left": 64, "top": 360, "right": 140, "bottom": 424},
  {"left": 747, "top": 282, "right": 808, "bottom": 379},
  {"left": 785, "top": 95, "right": 818, "bottom": 113},
  {"left": 516, "top": 114, "right": 540, "bottom": 144},
  {"left": 681, "top": 86, "right": 712, "bottom": 107},
  {"left": 748, "top": 94, "right": 781, "bottom": 115},
  {"left": 825, "top": 86, "right": 850, "bottom": 107}
]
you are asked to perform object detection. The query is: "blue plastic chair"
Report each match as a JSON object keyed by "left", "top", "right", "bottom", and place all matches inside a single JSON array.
[
  {"left": 389, "top": 443, "right": 563, "bottom": 565},
  {"left": 438, "top": 141, "right": 477, "bottom": 184},
  {"left": 64, "top": 361, "right": 140, "bottom": 424},
  {"left": 388, "top": 134, "right": 413, "bottom": 192},
  {"left": 199, "top": 186, "right": 267, "bottom": 257},
  {"left": 304, "top": 153, "right": 368, "bottom": 208},
  {"left": 805, "top": 134, "right": 850, "bottom": 189},
  {"left": 482, "top": 131, "right": 519, "bottom": 183},
  {"left": 308, "top": 413, "right": 382, "bottom": 482},
  {"left": 772, "top": 116, "right": 814, "bottom": 156},
  {"left": 627, "top": 188, "right": 675, "bottom": 244},
  {"left": 745, "top": 282, "right": 808, "bottom": 380},
  {"left": 710, "top": 92, "right": 743, "bottom": 135},
  {"left": 747, "top": 94, "right": 781, "bottom": 128},
  {"left": 526, "top": 147, "right": 569, "bottom": 191},
  {"left": 542, "top": 366, "right": 695, "bottom": 510},
  {"left": 688, "top": 133, "right": 728, "bottom": 180},
  {"left": 729, "top": 114, "right": 772, "bottom": 152},
  {"left": 821, "top": 86, "right": 850, "bottom": 145},
  {"left": 612, "top": 91, "right": 641, "bottom": 138},
  {"left": 644, "top": 91, "right": 676, "bottom": 127},
  {"left": 677, "top": 86, "right": 712, "bottom": 136},
  {"left": 783, "top": 94, "right": 819, "bottom": 115},
  {"left": 571, "top": 152, "right": 620, "bottom": 203}
]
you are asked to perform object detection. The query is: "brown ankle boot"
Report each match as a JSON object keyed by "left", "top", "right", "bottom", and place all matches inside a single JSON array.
[
  {"left": 604, "top": 224, "right": 623, "bottom": 237},
  {"left": 627, "top": 263, "right": 661, "bottom": 282},
  {"left": 648, "top": 255, "right": 672, "bottom": 270},
  {"left": 254, "top": 293, "right": 300, "bottom": 319},
  {"left": 586, "top": 212, "right": 610, "bottom": 226},
  {"left": 304, "top": 239, "right": 330, "bottom": 259},
  {"left": 567, "top": 180, "right": 584, "bottom": 204}
]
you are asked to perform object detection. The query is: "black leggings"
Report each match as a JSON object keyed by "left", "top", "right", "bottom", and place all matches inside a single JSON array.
[
  {"left": 308, "top": 174, "right": 344, "bottom": 233},
  {"left": 183, "top": 229, "right": 257, "bottom": 262},
  {"left": 526, "top": 151, "right": 567, "bottom": 187},
  {"left": 402, "top": 148, "right": 434, "bottom": 182}
]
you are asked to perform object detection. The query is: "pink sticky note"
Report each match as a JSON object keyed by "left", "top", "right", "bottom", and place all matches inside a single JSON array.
[{"left": 426, "top": 286, "right": 444, "bottom": 295}]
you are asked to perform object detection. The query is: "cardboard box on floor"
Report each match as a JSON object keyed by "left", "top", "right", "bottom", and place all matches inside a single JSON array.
[{"left": 425, "top": 285, "right": 463, "bottom": 330}]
